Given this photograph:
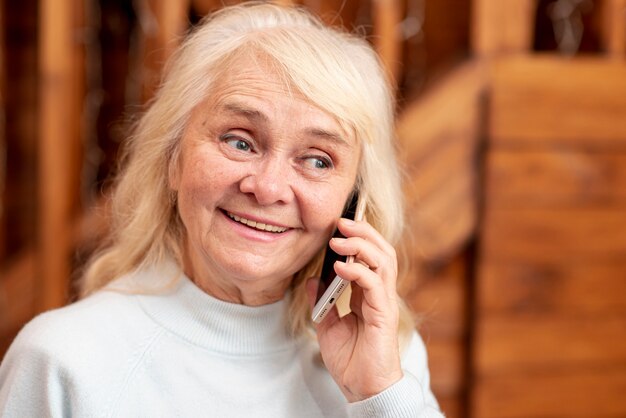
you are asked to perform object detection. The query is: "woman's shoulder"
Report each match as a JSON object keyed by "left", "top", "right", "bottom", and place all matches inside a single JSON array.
[
  {"left": 0, "top": 281, "right": 164, "bottom": 416},
  {"left": 400, "top": 330, "right": 432, "bottom": 378},
  {"left": 8, "top": 289, "right": 140, "bottom": 360},
  {"left": 10, "top": 263, "right": 179, "bottom": 356},
  {"left": 4, "top": 262, "right": 182, "bottom": 367}
]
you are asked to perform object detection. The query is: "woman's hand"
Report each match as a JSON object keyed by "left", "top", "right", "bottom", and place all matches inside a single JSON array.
[{"left": 306, "top": 218, "right": 403, "bottom": 402}]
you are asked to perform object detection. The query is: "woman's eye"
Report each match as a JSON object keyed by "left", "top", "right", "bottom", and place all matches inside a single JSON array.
[
  {"left": 221, "top": 134, "right": 252, "bottom": 152},
  {"left": 303, "top": 156, "right": 332, "bottom": 170}
]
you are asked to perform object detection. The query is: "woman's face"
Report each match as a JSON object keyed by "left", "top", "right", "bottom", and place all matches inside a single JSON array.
[{"left": 170, "top": 57, "right": 361, "bottom": 302}]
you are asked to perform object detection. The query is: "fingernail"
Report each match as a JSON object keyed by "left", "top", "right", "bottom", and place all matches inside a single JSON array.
[{"left": 341, "top": 218, "right": 355, "bottom": 225}]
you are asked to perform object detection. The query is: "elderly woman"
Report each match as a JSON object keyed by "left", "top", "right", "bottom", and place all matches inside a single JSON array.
[{"left": 0, "top": 3, "right": 442, "bottom": 417}]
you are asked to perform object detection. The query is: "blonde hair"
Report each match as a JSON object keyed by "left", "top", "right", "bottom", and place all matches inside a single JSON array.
[{"left": 82, "top": 2, "right": 414, "bottom": 344}]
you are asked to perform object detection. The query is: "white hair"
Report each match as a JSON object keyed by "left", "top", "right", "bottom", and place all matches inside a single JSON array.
[{"left": 82, "top": 2, "right": 412, "bottom": 341}]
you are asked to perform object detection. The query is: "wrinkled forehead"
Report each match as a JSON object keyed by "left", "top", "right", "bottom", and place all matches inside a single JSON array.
[
  {"left": 204, "top": 48, "right": 357, "bottom": 142},
  {"left": 208, "top": 53, "right": 294, "bottom": 107}
]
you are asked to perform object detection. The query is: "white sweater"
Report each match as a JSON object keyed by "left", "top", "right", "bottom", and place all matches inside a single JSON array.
[{"left": 0, "top": 262, "right": 443, "bottom": 417}]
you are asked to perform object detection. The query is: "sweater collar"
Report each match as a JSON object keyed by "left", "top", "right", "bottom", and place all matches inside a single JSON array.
[{"left": 115, "top": 260, "right": 295, "bottom": 356}]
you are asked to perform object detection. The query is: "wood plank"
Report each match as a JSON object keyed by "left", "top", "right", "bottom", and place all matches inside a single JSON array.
[
  {"left": 0, "top": 251, "right": 36, "bottom": 358},
  {"left": 139, "top": 0, "right": 190, "bottom": 101},
  {"left": 69, "top": 0, "right": 86, "bottom": 227},
  {"left": 436, "top": 395, "right": 463, "bottom": 418},
  {"left": 426, "top": 337, "right": 466, "bottom": 395},
  {"left": 471, "top": 0, "right": 537, "bottom": 56},
  {"left": 190, "top": 0, "right": 226, "bottom": 15},
  {"left": 489, "top": 57, "right": 626, "bottom": 148},
  {"left": 398, "top": 62, "right": 485, "bottom": 263},
  {"left": 38, "top": 0, "right": 78, "bottom": 310},
  {"left": 478, "top": 261, "right": 626, "bottom": 315},
  {"left": 372, "top": 0, "right": 402, "bottom": 84},
  {"left": 474, "top": 315, "right": 626, "bottom": 374},
  {"left": 480, "top": 208, "right": 626, "bottom": 263},
  {"left": 0, "top": 0, "right": 4, "bottom": 259},
  {"left": 410, "top": 256, "right": 468, "bottom": 338},
  {"left": 302, "top": 0, "right": 360, "bottom": 28},
  {"left": 404, "top": 116, "right": 479, "bottom": 204},
  {"left": 421, "top": 0, "right": 471, "bottom": 73},
  {"left": 409, "top": 162, "right": 477, "bottom": 263},
  {"left": 3, "top": 1, "right": 38, "bottom": 259},
  {"left": 472, "top": 367, "right": 626, "bottom": 418},
  {"left": 601, "top": 0, "right": 626, "bottom": 58},
  {"left": 485, "top": 150, "right": 626, "bottom": 208},
  {"left": 397, "top": 60, "right": 486, "bottom": 164}
]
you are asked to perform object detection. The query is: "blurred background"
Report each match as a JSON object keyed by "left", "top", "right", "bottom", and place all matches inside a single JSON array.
[{"left": 0, "top": 0, "right": 625, "bottom": 417}]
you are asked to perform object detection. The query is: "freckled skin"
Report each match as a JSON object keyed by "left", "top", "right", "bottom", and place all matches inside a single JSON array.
[{"left": 169, "top": 56, "right": 361, "bottom": 306}]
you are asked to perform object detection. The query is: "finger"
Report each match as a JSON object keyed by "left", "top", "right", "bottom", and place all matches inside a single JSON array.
[
  {"left": 337, "top": 218, "right": 396, "bottom": 259},
  {"left": 333, "top": 261, "right": 394, "bottom": 325},
  {"left": 329, "top": 237, "right": 397, "bottom": 290}
]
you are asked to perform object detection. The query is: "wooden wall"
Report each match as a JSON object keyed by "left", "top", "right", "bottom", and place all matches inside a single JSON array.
[
  {"left": 473, "top": 56, "right": 626, "bottom": 418},
  {"left": 398, "top": 60, "right": 486, "bottom": 417},
  {"left": 471, "top": 1, "right": 626, "bottom": 417}
]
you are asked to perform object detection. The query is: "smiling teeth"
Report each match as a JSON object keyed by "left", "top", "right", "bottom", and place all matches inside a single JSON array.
[{"left": 227, "top": 213, "right": 288, "bottom": 233}]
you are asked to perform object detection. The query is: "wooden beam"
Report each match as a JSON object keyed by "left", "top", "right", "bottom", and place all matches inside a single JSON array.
[
  {"left": 372, "top": 0, "right": 402, "bottom": 85},
  {"left": 409, "top": 255, "right": 468, "bottom": 338},
  {"left": 398, "top": 61, "right": 486, "bottom": 263},
  {"left": 190, "top": 0, "right": 238, "bottom": 15},
  {"left": 601, "top": 0, "right": 626, "bottom": 58},
  {"left": 489, "top": 56, "right": 626, "bottom": 148},
  {"left": 474, "top": 314, "right": 626, "bottom": 373},
  {"left": 485, "top": 150, "right": 626, "bottom": 208},
  {"left": 472, "top": 367, "right": 626, "bottom": 418},
  {"left": 38, "top": 0, "right": 81, "bottom": 311},
  {"left": 427, "top": 337, "right": 466, "bottom": 396},
  {"left": 481, "top": 208, "right": 626, "bottom": 264},
  {"left": 138, "top": 0, "right": 191, "bottom": 101},
  {"left": 0, "top": 0, "right": 5, "bottom": 260},
  {"left": 411, "top": 170, "right": 477, "bottom": 263},
  {"left": 398, "top": 61, "right": 486, "bottom": 170},
  {"left": 0, "top": 251, "right": 36, "bottom": 356},
  {"left": 437, "top": 395, "right": 463, "bottom": 418},
  {"left": 478, "top": 261, "right": 626, "bottom": 316},
  {"left": 471, "top": 0, "right": 537, "bottom": 56},
  {"left": 302, "top": 0, "right": 360, "bottom": 28}
]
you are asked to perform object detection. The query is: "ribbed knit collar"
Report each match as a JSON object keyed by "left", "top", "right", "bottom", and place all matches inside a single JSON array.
[{"left": 114, "top": 260, "right": 294, "bottom": 356}]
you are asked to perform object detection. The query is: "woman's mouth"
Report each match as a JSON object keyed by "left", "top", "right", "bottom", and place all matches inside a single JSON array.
[{"left": 225, "top": 211, "right": 289, "bottom": 233}]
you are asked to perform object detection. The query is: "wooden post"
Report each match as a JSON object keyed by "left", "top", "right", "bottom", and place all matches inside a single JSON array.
[
  {"left": 138, "top": 0, "right": 190, "bottom": 101},
  {"left": 372, "top": 0, "right": 402, "bottom": 86},
  {"left": 38, "top": 0, "right": 80, "bottom": 311},
  {"left": 0, "top": 0, "right": 5, "bottom": 261},
  {"left": 601, "top": 0, "right": 626, "bottom": 58},
  {"left": 472, "top": 0, "right": 538, "bottom": 56}
]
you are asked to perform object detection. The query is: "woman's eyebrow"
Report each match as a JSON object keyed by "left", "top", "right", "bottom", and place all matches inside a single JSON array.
[
  {"left": 306, "top": 127, "right": 349, "bottom": 147},
  {"left": 218, "top": 100, "right": 349, "bottom": 146},
  {"left": 220, "top": 101, "right": 269, "bottom": 123}
]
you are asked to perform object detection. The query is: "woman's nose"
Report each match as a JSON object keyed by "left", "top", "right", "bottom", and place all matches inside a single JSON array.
[{"left": 239, "top": 156, "right": 295, "bottom": 205}]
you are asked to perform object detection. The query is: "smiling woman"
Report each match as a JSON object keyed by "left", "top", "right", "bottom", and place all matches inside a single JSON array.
[
  {"left": 0, "top": 3, "right": 443, "bottom": 417},
  {"left": 172, "top": 56, "right": 360, "bottom": 307}
]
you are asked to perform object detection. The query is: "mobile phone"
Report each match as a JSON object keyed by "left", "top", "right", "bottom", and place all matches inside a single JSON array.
[{"left": 311, "top": 191, "right": 366, "bottom": 323}]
